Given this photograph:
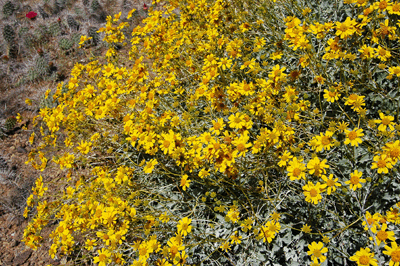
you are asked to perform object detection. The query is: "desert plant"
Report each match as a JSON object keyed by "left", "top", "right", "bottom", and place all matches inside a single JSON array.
[
  {"left": 87, "top": 26, "right": 99, "bottom": 45},
  {"left": 58, "top": 37, "right": 74, "bottom": 51},
  {"left": 38, "top": 6, "right": 50, "bottom": 20},
  {"left": 67, "top": 15, "right": 79, "bottom": 31},
  {"left": 2, "top": 24, "right": 15, "bottom": 43},
  {"left": 2, "top": 1, "right": 15, "bottom": 18},
  {"left": 48, "top": 21, "right": 62, "bottom": 37},
  {"left": 4, "top": 116, "right": 17, "bottom": 131},
  {"left": 22, "top": 0, "right": 400, "bottom": 265}
]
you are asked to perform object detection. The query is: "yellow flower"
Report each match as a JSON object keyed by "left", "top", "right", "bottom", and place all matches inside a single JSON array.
[
  {"left": 302, "top": 224, "right": 312, "bottom": 233},
  {"left": 25, "top": 98, "right": 32, "bottom": 106},
  {"left": 389, "top": 66, "right": 400, "bottom": 77},
  {"left": 287, "top": 157, "right": 306, "bottom": 180},
  {"left": 230, "top": 231, "right": 242, "bottom": 245},
  {"left": 314, "top": 130, "right": 334, "bottom": 152},
  {"left": 358, "top": 45, "right": 376, "bottom": 59},
  {"left": 77, "top": 140, "right": 92, "bottom": 155},
  {"left": 349, "top": 247, "right": 378, "bottom": 266},
  {"left": 371, "top": 154, "right": 393, "bottom": 174},
  {"left": 345, "top": 170, "right": 366, "bottom": 190},
  {"left": 373, "top": 223, "right": 395, "bottom": 245},
  {"left": 177, "top": 217, "right": 192, "bottom": 236},
  {"left": 376, "top": 46, "right": 391, "bottom": 61},
  {"left": 321, "top": 174, "right": 341, "bottom": 195},
  {"left": 227, "top": 208, "right": 240, "bottom": 223},
  {"left": 279, "top": 151, "right": 293, "bottom": 167},
  {"left": 228, "top": 112, "right": 245, "bottom": 129},
  {"left": 344, "top": 128, "right": 364, "bottom": 146},
  {"left": 180, "top": 175, "right": 191, "bottom": 191},
  {"left": 383, "top": 241, "right": 400, "bottom": 266},
  {"left": 323, "top": 88, "right": 341, "bottom": 102},
  {"left": 384, "top": 140, "right": 400, "bottom": 163},
  {"left": 257, "top": 223, "right": 276, "bottom": 243},
  {"left": 307, "top": 157, "right": 329, "bottom": 177},
  {"left": 307, "top": 241, "right": 328, "bottom": 263},
  {"left": 303, "top": 181, "right": 326, "bottom": 204},
  {"left": 375, "top": 113, "right": 395, "bottom": 131},
  {"left": 173, "top": 250, "right": 188, "bottom": 266},
  {"left": 143, "top": 159, "right": 158, "bottom": 174},
  {"left": 335, "top": 17, "right": 357, "bottom": 39},
  {"left": 127, "top": 8, "right": 136, "bottom": 19},
  {"left": 220, "top": 242, "right": 231, "bottom": 252},
  {"left": 93, "top": 248, "right": 111, "bottom": 266}
]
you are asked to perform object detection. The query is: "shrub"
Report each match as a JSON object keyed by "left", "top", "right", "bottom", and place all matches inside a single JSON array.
[{"left": 23, "top": 0, "right": 400, "bottom": 265}]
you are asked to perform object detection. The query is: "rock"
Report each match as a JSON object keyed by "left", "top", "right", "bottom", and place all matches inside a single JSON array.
[{"left": 13, "top": 250, "right": 32, "bottom": 265}]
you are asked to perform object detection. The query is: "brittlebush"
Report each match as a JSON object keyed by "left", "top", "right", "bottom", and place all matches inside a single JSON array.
[{"left": 23, "top": 0, "right": 400, "bottom": 265}]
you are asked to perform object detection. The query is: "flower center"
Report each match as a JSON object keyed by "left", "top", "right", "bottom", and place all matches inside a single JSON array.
[
  {"left": 327, "top": 179, "right": 335, "bottom": 187},
  {"left": 313, "top": 249, "right": 322, "bottom": 257},
  {"left": 359, "top": 255, "right": 370, "bottom": 265},
  {"left": 382, "top": 118, "right": 391, "bottom": 125},
  {"left": 237, "top": 143, "right": 246, "bottom": 151},
  {"left": 234, "top": 117, "right": 242, "bottom": 124},
  {"left": 99, "top": 254, "right": 107, "bottom": 262},
  {"left": 292, "top": 168, "right": 301, "bottom": 177},
  {"left": 376, "top": 230, "right": 388, "bottom": 241},
  {"left": 348, "top": 131, "right": 357, "bottom": 140},
  {"left": 321, "top": 136, "right": 331, "bottom": 146},
  {"left": 391, "top": 250, "right": 400, "bottom": 262},
  {"left": 181, "top": 223, "right": 188, "bottom": 231},
  {"left": 163, "top": 140, "right": 170, "bottom": 148},
  {"left": 377, "top": 160, "right": 386, "bottom": 168},
  {"left": 350, "top": 175, "right": 360, "bottom": 185},
  {"left": 390, "top": 148, "right": 400, "bottom": 158},
  {"left": 379, "top": 1, "right": 388, "bottom": 10},
  {"left": 309, "top": 189, "right": 318, "bottom": 197}
]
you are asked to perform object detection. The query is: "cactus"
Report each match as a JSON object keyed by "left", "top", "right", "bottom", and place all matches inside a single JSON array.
[
  {"left": 88, "top": 26, "right": 100, "bottom": 45},
  {"left": 34, "top": 55, "right": 50, "bottom": 77},
  {"left": 53, "top": 0, "right": 65, "bottom": 15},
  {"left": 4, "top": 116, "right": 17, "bottom": 132},
  {"left": 7, "top": 43, "right": 18, "bottom": 59},
  {"left": 38, "top": 6, "right": 49, "bottom": 19},
  {"left": 23, "top": 33, "right": 37, "bottom": 49},
  {"left": 18, "top": 27, "right": 29, "bottom": 38},
  {"left": 34, "top": 25, "right": 49, "bottom": 45},
  {"left": 71, "top": 32, "right": 81, "bottom": 45},
  {"left": 3, "top": 24, "right": 15, "bottom": 43},
  {"left": 59, "top": 37, "right": 74, "bottom": 51},
  {"left": 90, "top": 0, "right": 101, "bottom": 12},
  {"left": 2, "top": 1, "right": 15, "bottom": 17},
  {"left": 27, "top": 68, "right": 39, "bottom": 81},
  {"left": 49, "top": 22, "right": 61, "bottom": 37},
  {"left": 67, "top": 15, "right": 79, "bottom": 31}
]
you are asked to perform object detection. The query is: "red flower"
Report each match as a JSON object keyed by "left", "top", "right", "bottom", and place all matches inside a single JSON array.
[
  {"left": 143, "top": 3, "right": 148, "bottom": 10},
  {"left": 26, "top": 11, "right": 37, "bottom": 19}
]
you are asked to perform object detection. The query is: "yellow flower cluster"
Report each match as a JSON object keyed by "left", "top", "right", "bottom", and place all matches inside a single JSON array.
[{"left": 21, "top": 0, "right": 400, "bottom": 264}]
